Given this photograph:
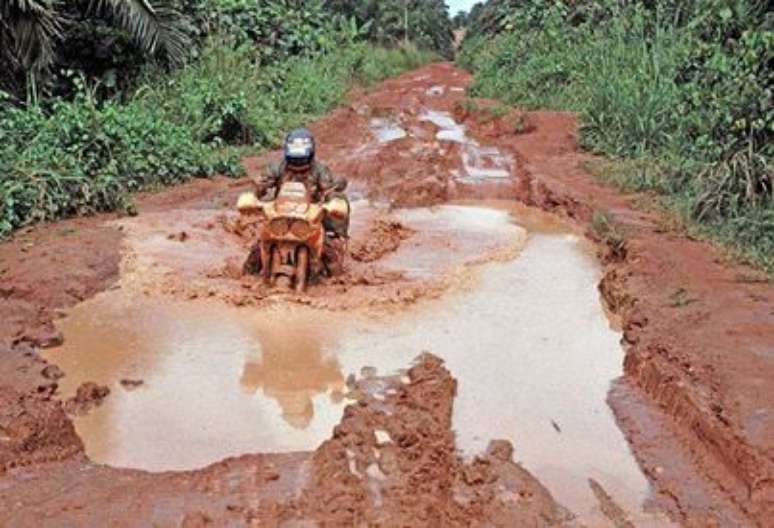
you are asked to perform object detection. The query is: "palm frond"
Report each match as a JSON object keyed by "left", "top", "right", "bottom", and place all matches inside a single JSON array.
[
  {"left": 0, "top": 0, "right": 63, "bottom": 74},
  {"left": 91, "top": 0, "right": 190, "bottom": 65}
]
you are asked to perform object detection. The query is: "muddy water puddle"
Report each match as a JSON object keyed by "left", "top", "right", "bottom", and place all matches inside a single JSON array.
[
  {"left": 368, "top": 117, "right": 406, "bottom": 144},
  {"left": 420, "top": 110, "right": 513, "bottom": 183},
  {"left": 367, "top": 106, "right": 513, "bottom": 184},
  {"left": 46, "top": 203, "right": 668, "bottom": 525}
]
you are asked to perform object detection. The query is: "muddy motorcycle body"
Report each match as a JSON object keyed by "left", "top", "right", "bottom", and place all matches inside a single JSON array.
[{"left": 238, "top": 182, "right": 349, "bottom": 292}]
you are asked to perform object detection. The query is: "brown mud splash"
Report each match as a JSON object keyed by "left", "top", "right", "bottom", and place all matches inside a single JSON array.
[
  {"left": 106, "top": 199, "right": 524, "bottom": 313},
  {"left": 349, "top": 219, "right": 415, "bottom": 262}
]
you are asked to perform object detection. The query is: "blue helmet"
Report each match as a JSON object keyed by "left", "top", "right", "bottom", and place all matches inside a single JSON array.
[{"left": 284, "top": 128, "right": 315, "bottom": 167}]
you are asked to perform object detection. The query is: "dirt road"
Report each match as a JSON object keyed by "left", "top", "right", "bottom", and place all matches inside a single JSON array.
[{"left": 0, "top": 63, "right": 772, "bottom": 526}]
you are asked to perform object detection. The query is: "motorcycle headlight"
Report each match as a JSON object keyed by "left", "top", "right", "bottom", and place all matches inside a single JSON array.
[
  {"left": 291, "top": 219, "right": 313, "bottom": 238},
  {"left": 269, "top": 218, "right": 290, "bottom": 236}
]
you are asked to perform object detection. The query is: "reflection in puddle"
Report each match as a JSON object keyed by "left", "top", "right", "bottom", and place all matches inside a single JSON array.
[
  {"left": 46, "top": 299, "right": 349, "bottom": 471},
  {"left": 46, "top": 203, "right": 667, "bottom": 526},
  {"left": 383, "top": 205, "right": 527, "bottom": 279},
  {"left": 460, "top": 144, "right": 511, "bottom": 182},
  {"left": 240, "top": 312, "right": 345, "bottom": 430},
  {"left": 425, "top": 85, "right": 446, "bottom": 96},
  {"left": 420, "top": 109, "right": 466, "bottom": 143}
]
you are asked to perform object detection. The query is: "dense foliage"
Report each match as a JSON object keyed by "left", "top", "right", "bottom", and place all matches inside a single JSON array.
[
  {"left": 459, "top": 0, "right": 773, "bottom": 269},
  {"left": 0, "top": 0, "right": 435, "bottom": 237},
  {"left": 1, "top": 0, "right": 454, "bottom": 101},
  {"left": 324, "top": 0, "right": 455, "bottom": 57},
  {"left": 0, "top": 0, "right": 190, "bottom": 101}
]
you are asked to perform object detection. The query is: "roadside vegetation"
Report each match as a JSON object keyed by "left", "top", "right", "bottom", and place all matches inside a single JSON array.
[
  {"left": 0, "top": 0, "right": 451, "bottom": 237},
  {"left": 458, "top": 0, "right": 773, "bottom": 270}
]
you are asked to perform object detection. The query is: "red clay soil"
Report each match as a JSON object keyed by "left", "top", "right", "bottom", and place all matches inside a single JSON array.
[{"left": 0, "top": 62, "right": 772, "bottom": 526}]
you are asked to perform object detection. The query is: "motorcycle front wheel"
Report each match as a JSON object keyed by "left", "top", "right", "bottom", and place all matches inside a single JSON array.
[
  {"left": 295, "top": 246, "right": 309, "bottom": 293},
  {"left": 268, "top": 246, "right": 282, "bottom": 287}
]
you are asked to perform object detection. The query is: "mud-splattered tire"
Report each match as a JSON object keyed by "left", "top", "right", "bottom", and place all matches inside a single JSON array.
[
  {"left": 243, "top": 243, "right": 262, "bottom": 275},
  {"left": 268, "top": 246, "right": 281, "bottom": 287},
  {"left": 295, "top": 246, "right": 309, "bottom": 293}
]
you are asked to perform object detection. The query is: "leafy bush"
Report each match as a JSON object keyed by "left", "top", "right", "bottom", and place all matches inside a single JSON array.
[
  {"left": 184, "top": 0, "right": 342, "bottom": 62},
  {"left": 0, "top": 85, "right": 239, "bottom": 237},
  {"left": 323, "top": 0, "right": 455, "bottom": 57},
  {"left": 0, "top": 40, "right": 433, "bottom": 237},
  {"left": 0, "top": 0, "right": 191, "bottom": 102},
  {"left": 137, "top": 39, "right": 433, "bottom": 148}
]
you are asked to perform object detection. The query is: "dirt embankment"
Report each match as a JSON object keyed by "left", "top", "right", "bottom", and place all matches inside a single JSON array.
[
  {"left": 0, "top": 218, "right": 123, "bottom": 473},
  {"left": 0, "top": 62, "right": 772, "bottom": 526}
]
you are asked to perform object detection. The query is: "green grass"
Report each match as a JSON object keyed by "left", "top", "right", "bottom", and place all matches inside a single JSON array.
[
  {"left": 589, "top": 158, "right": 774, "bottom": 272},
  {"left": 591, "top": 210, "right": 627, "bottom": 260}
]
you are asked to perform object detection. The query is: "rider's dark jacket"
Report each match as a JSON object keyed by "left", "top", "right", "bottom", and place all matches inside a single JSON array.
[{"left": 255, "top": 160, "right": 347, "bottom": 203}]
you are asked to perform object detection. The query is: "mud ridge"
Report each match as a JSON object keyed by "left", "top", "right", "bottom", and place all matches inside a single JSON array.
[
  {"left": 625, "top": 343, "right": 773, "bottom": 518},
  {"left": 269, "top": 354, "right": 576, "bottom": 526},
  {"left": 595, "top": 257, "right": 773, "bottom": 523}
]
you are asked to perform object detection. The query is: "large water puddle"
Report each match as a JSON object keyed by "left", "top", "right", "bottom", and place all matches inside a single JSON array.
[{"left": 45, "top": 203, "right": 668, "bottom": 525}]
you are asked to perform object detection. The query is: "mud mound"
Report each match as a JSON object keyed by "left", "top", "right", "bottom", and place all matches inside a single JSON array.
[
  {"left": 350, "top": 219, "right": 415, "bottom": 262},
  {"left": 386, "top": 172, "right": 451, "bottom": 207},
  {"left": 302, "top": 355, "right": 574, "bottom": 525},
  {"left": 260, "top": 354, "right": 574, "bottom": 526},
  {"left": 452, "top": 101, "right": 537, "bottom": 140},
  {"left": 219, "top": 213, "right": 262, "bottom": 242},
  {"left": 64, "top": 382, "right": 110, "bottom": 416},
  {"left": 0, "top": 387, "right": 83, "bottom": 474}
]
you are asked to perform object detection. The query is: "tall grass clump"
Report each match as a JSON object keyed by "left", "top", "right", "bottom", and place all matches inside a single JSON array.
[{"left": 137, "top": 40, "right": 434, "bottom": 149}]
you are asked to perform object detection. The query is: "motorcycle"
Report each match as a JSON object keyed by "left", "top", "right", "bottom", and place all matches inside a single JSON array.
[{"left": 237, "top": 181, "right": 349, "bottom": 292}]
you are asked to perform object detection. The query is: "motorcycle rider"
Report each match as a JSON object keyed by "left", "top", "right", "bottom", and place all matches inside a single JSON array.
[{"left": 254, "top": 128, "right": 349, "bottom": 273}]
